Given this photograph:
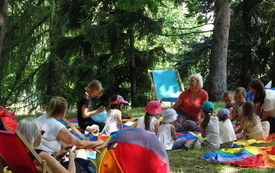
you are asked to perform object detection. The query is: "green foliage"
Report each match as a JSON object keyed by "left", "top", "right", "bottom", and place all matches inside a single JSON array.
[
  {"left": 3, "top": 0, "right": 272, "bottom": 113},
  {"left": 175, "top": 0, "right": 274, "bottom": 91}
]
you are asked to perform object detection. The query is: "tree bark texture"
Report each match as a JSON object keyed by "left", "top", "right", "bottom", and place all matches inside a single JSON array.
[
  {"left": 129, "top": 28, "right": 137, "bottom": 107},
  {"left": 239, "top": 0, "right": 262, "bottom": 88},
  {"left": 46, "top": 0, "right": 62, "bottom": 102},
  {"left": 0, "top": 0, "right": 8, "bottom": 104},
  {"left": 209, "top": 1, "right": 231, "bottom": 101}
]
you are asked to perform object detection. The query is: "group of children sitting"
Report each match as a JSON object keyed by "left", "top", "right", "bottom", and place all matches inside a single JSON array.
[{"left": 100, "top": 87, "right": 270, "bottom": 151}]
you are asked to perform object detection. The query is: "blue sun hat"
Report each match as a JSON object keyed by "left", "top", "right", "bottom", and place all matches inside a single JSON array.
[
  {"left": 217, "top": 108, "right": 230, "bottom": 118},
  {"left": 201, "top": 102, "right": 215, "bottom": 113}
]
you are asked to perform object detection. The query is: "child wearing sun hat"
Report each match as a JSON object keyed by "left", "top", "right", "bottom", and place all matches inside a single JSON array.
[
  {"left": 157, "top": 108, "right": 186, "bottom": 150},
  {"left": 218, "top": 108, "right": 237, "bottom": 148},
  {"left": 193, "top": 101, "right": 220, "bottom": 150},
  {"left": 132, "top": 100, "right": 164, "bottom": 134},
  {"left": 101, "top": 94, "right": 128, "bottom": 136}
]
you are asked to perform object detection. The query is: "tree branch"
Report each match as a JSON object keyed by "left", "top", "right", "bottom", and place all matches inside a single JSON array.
[
  {"left": 159, "top": 30, "right": 213, "bottom": 37},
  {"left": 169, "top": 23, "right": 214, "bottom": 30}
]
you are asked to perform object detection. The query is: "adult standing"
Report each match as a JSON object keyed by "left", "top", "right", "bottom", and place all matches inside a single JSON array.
[
  {"left": 172, "top": 73, "right": 208, "bottom": 131},
  {"left": 249, "top": 80, "right": 275, "bottom": 133},
  {"left": 77, "top": 80, "right": 105, "bottom": 132}
]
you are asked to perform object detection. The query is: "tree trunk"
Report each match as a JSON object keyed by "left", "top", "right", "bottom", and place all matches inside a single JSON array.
[
  {"left": 208, "top": 1, "right": 231, "bottom": 101},
  {"left": 129, "top": 28, "right": 137, "bottom": 107},
  {"left": 0, "top": 0, "right": 8, "bottom": 104},
  {"left": 239, "top": 0, "right": 262, "bottom": 88},
  {"left": 46, "top": 0, "right": 62, "bottom": 103}
]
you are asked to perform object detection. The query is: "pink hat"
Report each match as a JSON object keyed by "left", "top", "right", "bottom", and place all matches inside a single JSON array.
[
  {"left": 143, "top": 101, "right": 164, "bottom": 114},
  {"left": 110, "top": 95, "right": 128, "bottom": 105}
]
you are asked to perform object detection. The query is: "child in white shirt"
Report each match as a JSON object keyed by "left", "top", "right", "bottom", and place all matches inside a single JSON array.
[
  {"left": 132, "top": 101, "right": 163, "bottom": 134},
  {"left": 157, "top": 109, "right": 186, "bottom": 150},
  {"left": 194, "top": 102, "right": 220, "bottom": 150},
  {"left": 218, "top": 108, "right": 237, "bottom": 148},
  {"left": 101, "top": 95, "right": 128, "bottom": 136}
]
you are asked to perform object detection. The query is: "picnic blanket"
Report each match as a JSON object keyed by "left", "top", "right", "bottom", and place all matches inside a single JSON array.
[
  {"left": 67, "top": 117, "right": 275, "bottom": 167},
  {"left": 66, "top": 117, "right": 201, "bottom": 160},
  {"left": 202, "top": 146, "right": 275, "bottom": 168},
  {"left": 66, "top": 118, "right": 200, "bottom": 142}
]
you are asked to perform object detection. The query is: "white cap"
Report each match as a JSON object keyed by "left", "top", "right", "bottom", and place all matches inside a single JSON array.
[{"left": 161, "top": 109, "right": 178, "bottom": 123}]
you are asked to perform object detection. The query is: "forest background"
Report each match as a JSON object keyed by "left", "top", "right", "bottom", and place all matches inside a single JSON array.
[{"left": 0, "top": 0, "right": 274, "bottom": 114}]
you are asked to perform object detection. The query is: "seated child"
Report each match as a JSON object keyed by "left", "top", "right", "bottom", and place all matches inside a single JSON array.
[
  {"left": 217, "top": 108, "right": 237, "bottom": 148},
  {"left": 101, "top": 95, "right": 128, "bottom": 136},
  {"left": 231, "top": 87, "right": 246, "bottom": 139},
  {"left": 157, "top": 109, "right": 186, "bottom": 150},
  {"left": 222, "top": 91, "right": 235, "bottom": 115},
  {"left": 194, "top": 102, "right": 220, "bottom": 150},
  {"left": 132, "top": 101, "right": 163, "bottom": 134},
  {"left": 235, "top": 101, "right": 270, "bottom": 140}
]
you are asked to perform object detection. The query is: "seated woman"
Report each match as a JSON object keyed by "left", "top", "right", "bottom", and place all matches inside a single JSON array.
[
  {"left": 17, "top": 118, "right": 76, "bottom": 173},
  {"left": 36, "top": 96, "right": 104, "bottom": 172},
  {"left": 172, "top": 73, "right": 208, "bottom": 131},
  {"left": 249, "top": 80, "right": 275, "bottom": 133}
]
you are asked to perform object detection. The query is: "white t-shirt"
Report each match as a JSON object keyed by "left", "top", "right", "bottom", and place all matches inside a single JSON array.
[
  {"left": 263, "top": 89, "right": 275, "bottom": 118},
  {"left": 36, "top": 115, "right": 65, "bottom": 155},
  {"left": 219, "top": 119, "right": 236, "bottom": 144},
  {"left": 136, "top": 116, "right": 157, "bottom": 133},
  {"left": 205, "top": 116, "right": 220, "bottom": 149},
  {"left": 157, "top": 123, "right": 174, "bottom": 150},
  {"left": 101, "top": 109, "right": 120, "bottom": 136}
]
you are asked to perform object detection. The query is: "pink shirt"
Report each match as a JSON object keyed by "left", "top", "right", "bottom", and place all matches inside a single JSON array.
[{"left": 179, "top": 89, "right": 208, "bottom": 121}]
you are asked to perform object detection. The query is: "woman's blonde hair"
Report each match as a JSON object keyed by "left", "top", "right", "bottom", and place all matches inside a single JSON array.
[
  {"left": 188, "top": 73, "right": 203, "bottom": 89},
  {"left": 85, "top": 80, "right": 103, "bottom": 96},
  {"left": 47, "top": 96, "right": 68, "bottom": 117},
  {"left": 17, "top": 118, "right": 41, "bottom": 147}
]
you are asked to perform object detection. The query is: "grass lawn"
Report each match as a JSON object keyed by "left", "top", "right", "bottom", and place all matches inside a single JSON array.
[{"left": 16, "top": 102, "right": 275, "bottom": 172}]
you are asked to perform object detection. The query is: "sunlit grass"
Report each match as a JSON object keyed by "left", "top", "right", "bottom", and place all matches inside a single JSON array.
[{"left": 16, "top": 102, "right": 275, "bottom": 172}]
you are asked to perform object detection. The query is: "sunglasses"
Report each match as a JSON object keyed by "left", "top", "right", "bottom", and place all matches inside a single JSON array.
[{"left": 41, "top": 130, "right": 45, "bottom": 135}]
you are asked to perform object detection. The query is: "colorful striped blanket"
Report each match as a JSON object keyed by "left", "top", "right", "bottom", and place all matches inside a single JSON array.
[
  {"left": 202, "top": 145, "right": 275, "bottom": 168},
  {"left": 67, "top": 118, "right": 275, "bottom": 168}
]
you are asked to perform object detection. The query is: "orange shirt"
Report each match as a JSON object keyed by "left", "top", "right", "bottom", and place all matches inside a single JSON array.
[{"left": 179, "top": 89, "right": 208, "bottom": 121}]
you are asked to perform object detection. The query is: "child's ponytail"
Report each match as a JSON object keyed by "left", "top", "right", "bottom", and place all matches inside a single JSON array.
[
  {"left": 144, "top": 112, "right": 151, "bottom": 130},
  {"left": 201, "top": 111, "right": 211, "bottom": 129}
]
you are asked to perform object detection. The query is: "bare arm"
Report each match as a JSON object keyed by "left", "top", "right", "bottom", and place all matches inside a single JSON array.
[
  {"left": 254, "top": 104, "right": 262, "bottom": 116},
  {"left": 53, "top": 144, "right": 73, "bottom": 161},
  {"left": 81, "top": 105, "right": 105, "bottom": 119},
  {"left": 235, "top": 124, "right": 244, "bottom": 134},
  {"left": 116, "top": 111, "right": 123, "bottom": 130},
  {"left": 261, "top": 110, "right": 272, "bottom": 121},
  {"left": 198, "top": 120, "right": 205, "bottom": 138},
  {"left": 171, "top": 125, "right": 177, "bottom": 141},
  {"left": 172, "top": 99, "right": 182, "bottom": 110},
  {"left": 230, "top": 104, "right": 237, "bottom": 121},
  {"left": 154, "top": 120, "right": 160, "bottom": 135},
  {"left": 39, "top": 151, "right": 76, "bottom": 173},
  {"left": 57, "top": 128, "right": 104, "bottom": 151}
]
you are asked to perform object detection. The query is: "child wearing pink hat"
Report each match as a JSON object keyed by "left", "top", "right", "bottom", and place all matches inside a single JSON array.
[
  {"left": 132, "top": 101, "right": 164, "bottom": 134},
  {"left": 101, "top": 94, "right": 128, "bottom": 136}
]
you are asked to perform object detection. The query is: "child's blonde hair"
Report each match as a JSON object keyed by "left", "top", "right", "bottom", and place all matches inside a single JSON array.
[
  {"left": 235, "top": 87, "right": 247, "bottom": 97},
  {"left": 242, "top": 101, "right": 257, "bottom": 126},
  {"left": 222, "top": 91, "right": 234, "bottom": 99},
  {"left": 85, "top": 80, "right": 103, "bottom": 96},
  {"left": 47, "top": 96, "right": 68, "bottom": 117}
]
